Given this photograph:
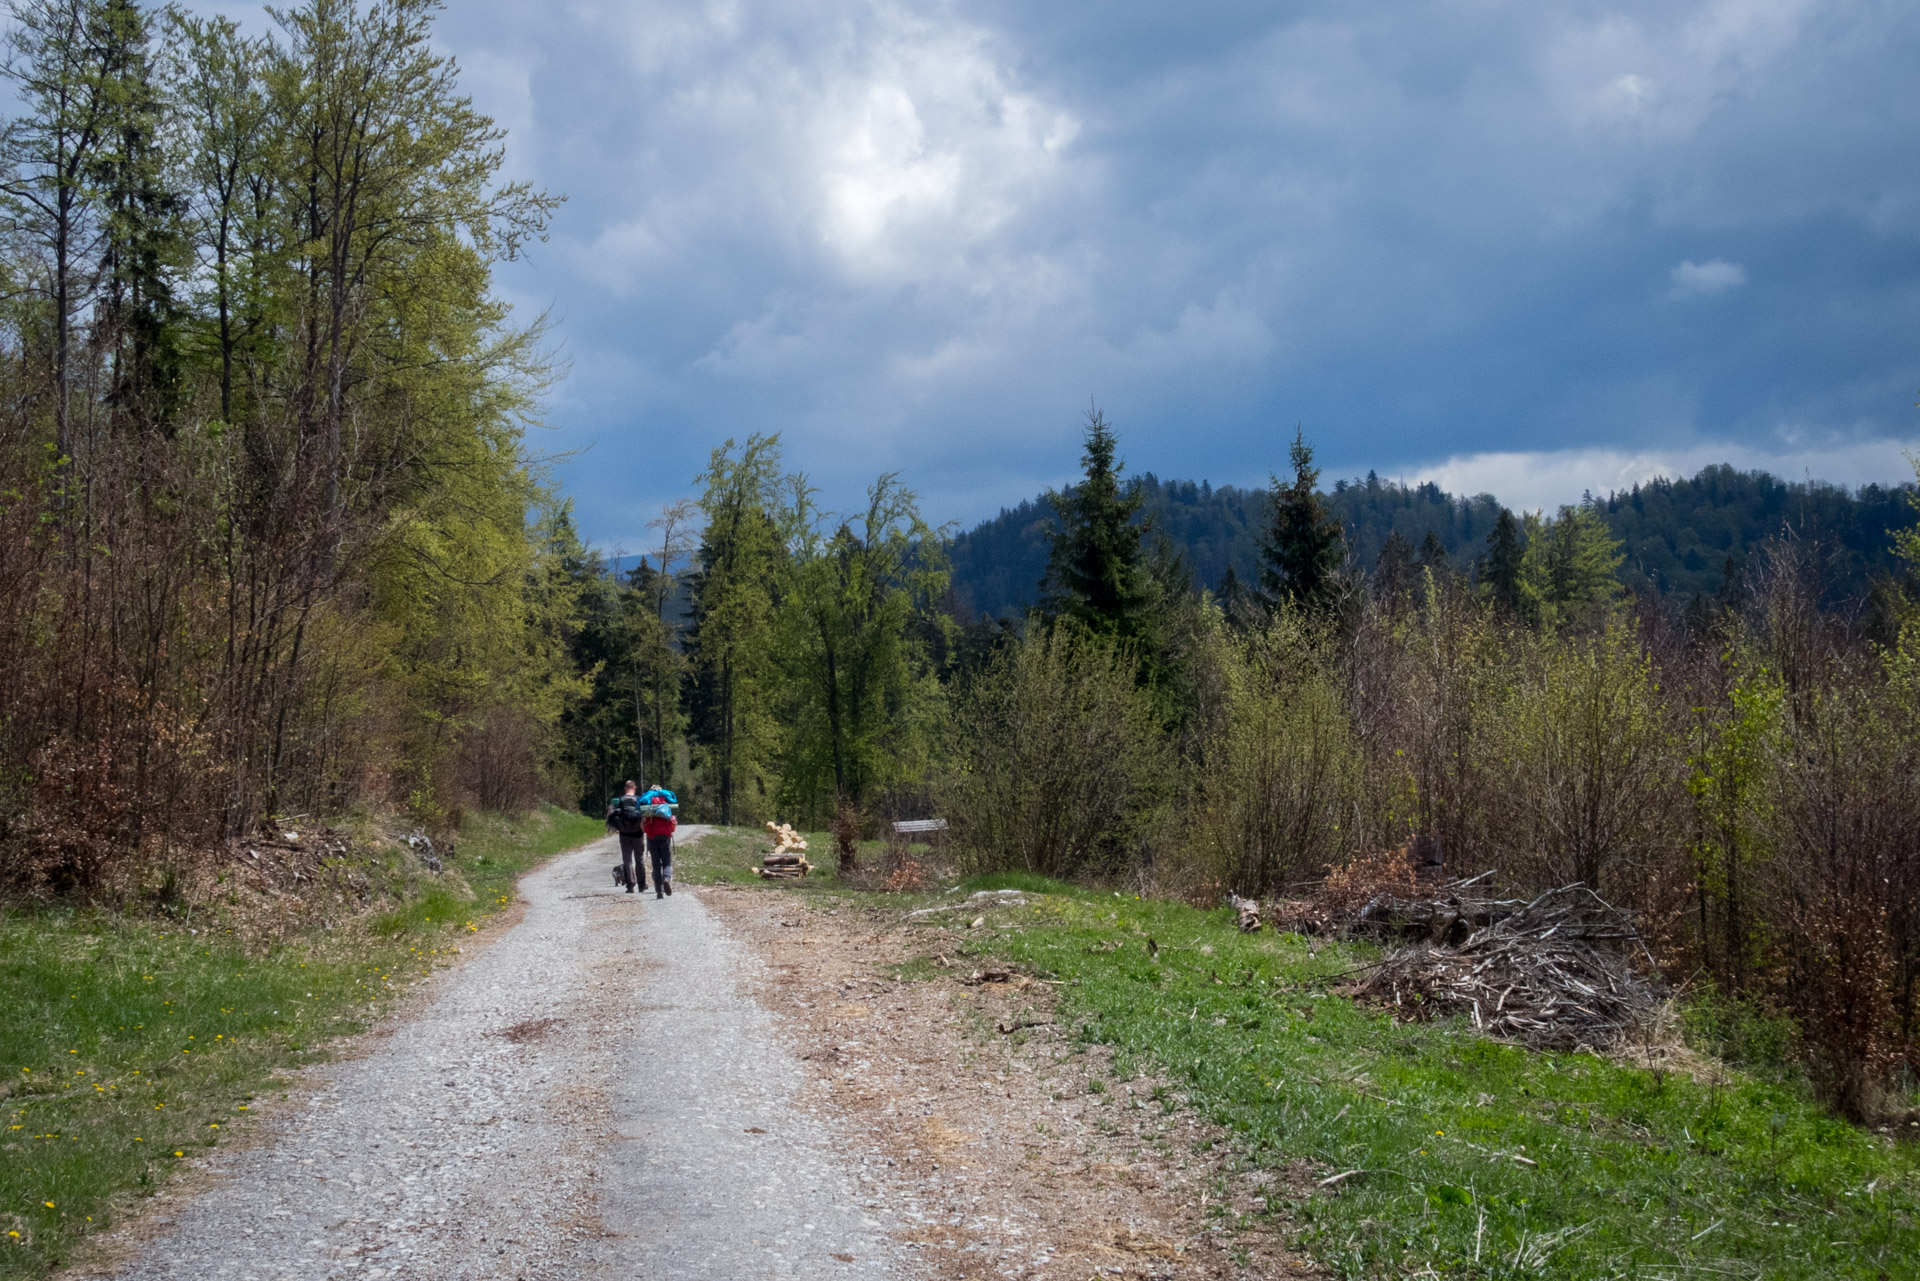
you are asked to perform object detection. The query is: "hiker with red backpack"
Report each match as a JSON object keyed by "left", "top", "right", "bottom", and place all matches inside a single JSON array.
[
  {"left": 638, "top": 784, "right": 676, "bottom": 898},
  {"left": 606, "top": 781, "right": 651, "bottom": 893}
]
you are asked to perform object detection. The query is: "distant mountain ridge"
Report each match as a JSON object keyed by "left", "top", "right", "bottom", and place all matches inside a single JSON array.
[{"left": 946, "top": 464, "right": 1918, "bottom": 620}]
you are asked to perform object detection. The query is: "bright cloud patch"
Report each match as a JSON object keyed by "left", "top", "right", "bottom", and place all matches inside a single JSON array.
[
  {"left": 1669, "top": 259, "right": 1748, "bottom": 298},
  {"left": 1409, "top": 436, "right": 1918, "bottom": 514}
]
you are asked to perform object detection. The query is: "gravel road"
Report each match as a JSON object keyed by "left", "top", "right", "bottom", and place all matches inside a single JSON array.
[{"left": 88, "top": 831, "right": 909, "bottom": 1281}]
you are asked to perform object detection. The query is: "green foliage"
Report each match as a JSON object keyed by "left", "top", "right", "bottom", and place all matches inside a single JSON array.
[
  {"left": 1686, "top": 663, "right": 1785, "bottom": 985},
  {"left": 1258, "top": 429, "right": 1346, "bottom": 613},
  {"left": 1679, "top": 984, "right": 1801, "bottom": 1079},
  {"left": 0, "top": 0, "right": 571, "bottom": 881},
  {"left": 1604, "top": 463, "right": 1917, "bottom": 600},
  {"left": 1192, "top": 610, "right": 1363, "bottom": 895},
  {"left": 684, "top": 435, "right": 787, "bottom": 825},
  {"left": 1042, "top": 406, "right": 1154, "bottom": 644},
  {"left": 941, "top": 628, "right": 1167, "bottom": 880},
  {"left": 1898, "top": 452, "right": 1920, "bottom": 572},
  {"left": 777, "top": 474, "right": 949, "bottom": 819},
  {"left": 1488, "top": 622, "right": 1675, "bottom": 894},
  {"left": 1518, "top": 504, "right": 1625, "bottom": 626},
  {"left": 1484, "top": 508, "right": 1524, "bottom": 615},
  {"left": 951, "top": 463, "right": 1916, "bottom": 623}
]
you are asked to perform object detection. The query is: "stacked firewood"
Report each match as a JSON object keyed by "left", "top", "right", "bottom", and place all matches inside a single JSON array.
[
  {"left": 1348, "top": 884, "right": 1662, "bottom": 1051},
  {"left": 1230, "top": 894, "right": 1263, "bottom": 933},
  {"left": 755, "top": 822, "right": 811, "bottom": 878}
]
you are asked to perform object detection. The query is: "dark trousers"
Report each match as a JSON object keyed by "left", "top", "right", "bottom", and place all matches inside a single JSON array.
[
  {"left": 618, "top": 833, "right": 648, "bottom": 889},
  {"left": 646, "top": 833, "right": 673, "bottom": 889}
]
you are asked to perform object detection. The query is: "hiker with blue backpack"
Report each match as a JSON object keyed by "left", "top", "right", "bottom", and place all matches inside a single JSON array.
[{"left": 638, "top": 784, "right": 677, "bottom": 898}]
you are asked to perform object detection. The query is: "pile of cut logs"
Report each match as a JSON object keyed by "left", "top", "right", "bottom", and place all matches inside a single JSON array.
[{"left": 755, "top": 822, "right": 811, "bottom": 879}]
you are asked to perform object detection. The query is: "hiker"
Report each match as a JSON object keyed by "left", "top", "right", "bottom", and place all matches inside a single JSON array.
[
  {"left": 639, "top": 784, "right": 677, "bottom": 899},
  {"left": 606, "top": 781, "right": 649, "bottom": 894}
]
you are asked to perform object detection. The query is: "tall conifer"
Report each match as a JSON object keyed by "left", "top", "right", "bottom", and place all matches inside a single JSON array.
[
  {"left": 1258, "top": 428, "right": 1345, "bottom": 612},
  {"left": 1485, "top": 508, "right": 1524, "bottom": 616},
  {"left": 1041, "top": 406, "right": 1152, "bottom": 642}
]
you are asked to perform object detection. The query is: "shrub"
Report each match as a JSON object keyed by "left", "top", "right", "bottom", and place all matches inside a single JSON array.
[
  {"left": 941, "top": 628, "right": 1167, "bottom": 880},
  {"left": 1186, "top": 614, "right": 1363, "bottom": 896}
]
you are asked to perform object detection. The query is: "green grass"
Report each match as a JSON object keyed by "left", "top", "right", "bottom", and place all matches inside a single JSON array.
[
  {"left": 908, "top": 875, "right": 1920, "bottom": 1280},
  {"left": 0, "top": 803, "right": 602, "bottom": 1279}
]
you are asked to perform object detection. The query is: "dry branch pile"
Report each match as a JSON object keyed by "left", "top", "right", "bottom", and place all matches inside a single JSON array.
[
  {"left": 1347, "top": 885, "right": 1664, "bottom": 1051},
  {"left": 755, "top": 822, "right": 812, "bottom": 879},
  {"left": 1254, "top": 854, "right": 1662, "bottom": 1051}
]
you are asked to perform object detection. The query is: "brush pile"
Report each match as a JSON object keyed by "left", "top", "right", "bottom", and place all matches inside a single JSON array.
[
  {"left": 1256, "top": 852, "right": 1661, "bottom": 1050},
  {"left": 1348, "top": 884, "right": 1663, "bottom": 1051},
  {"left": 755, "top": 822, "right": 811, "bottom": 879}
]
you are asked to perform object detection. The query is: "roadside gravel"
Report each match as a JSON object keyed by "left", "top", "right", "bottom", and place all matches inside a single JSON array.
[{"left": 83, "top": 831, "right": 910, "bottom": 1281}]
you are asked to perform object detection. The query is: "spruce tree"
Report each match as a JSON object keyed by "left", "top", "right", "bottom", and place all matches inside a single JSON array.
[
  {"left": 1258, "top": 427, "right": 1345, "bottom": 611},
  {"left": 1216, "top": 562, "right": 1253, "bottom": 624},
  {"left": 1485, "top": 508, "right": 1524, "bottom": 615},
  {"left": 92, "top": 0, "right": 186, "bottom": 431},
  {"left": 1374, "top": 529, "right": 1414, "bottom": 600},
  {"left": 1531, "top": 505, "right": 1625, "bottom": 614},
  {"left": 1041, "top": 406, "right": 1152, "bottom": 642},
  {"left": 1417, "top": 528, "right": 1450, "bottom": 577}
]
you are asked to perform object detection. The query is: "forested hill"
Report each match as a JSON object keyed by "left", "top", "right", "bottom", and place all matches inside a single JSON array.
[{"left": 947, "top": 464, "right": 1918, "bottom": 619}]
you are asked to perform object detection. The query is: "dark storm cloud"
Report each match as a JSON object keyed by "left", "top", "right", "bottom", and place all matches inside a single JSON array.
[{"left": 192, "top": 0, "right": 1920, "bottom": 538}]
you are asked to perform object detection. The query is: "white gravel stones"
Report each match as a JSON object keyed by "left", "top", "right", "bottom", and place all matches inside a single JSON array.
[
  {"left": 586, "top": 873, "right": 904, "bottom": 1280},
  {"left": 91, "top": 831, "right": 909, "bottom": 1281}
]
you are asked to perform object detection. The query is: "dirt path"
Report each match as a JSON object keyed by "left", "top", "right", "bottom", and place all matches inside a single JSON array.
[
  {"left": 82, "top": 833, "right": 1304, "bottom": 1281},
  {"left": 701, "top": 886, "right": 1312, "bottom": 1281}
]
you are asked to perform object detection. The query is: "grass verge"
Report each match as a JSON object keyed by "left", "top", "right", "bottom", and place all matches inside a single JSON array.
[
  {"left": 903, "top": 876, "right": 1920, "bottom": 1279},
  {"left": 0, "top": 802, "right": 603, "bottom": 1280}
]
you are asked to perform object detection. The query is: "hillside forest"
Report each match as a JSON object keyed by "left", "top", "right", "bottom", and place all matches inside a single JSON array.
[{"left": 2, "top": 0, "right": 1920, "bottom": 1125}]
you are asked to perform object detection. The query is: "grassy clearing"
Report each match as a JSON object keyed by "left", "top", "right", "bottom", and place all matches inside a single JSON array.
[
  {"left": 0, "top": 803, "right": 602, "bottom": 1280},
  {"left": 895, "top": 876, "right": 1920, "bottom": 1280}
]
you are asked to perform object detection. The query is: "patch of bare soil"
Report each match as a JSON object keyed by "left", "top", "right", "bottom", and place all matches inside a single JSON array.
[{"left": 704, "top": 886, "right": 1319, "bottom": 1281}]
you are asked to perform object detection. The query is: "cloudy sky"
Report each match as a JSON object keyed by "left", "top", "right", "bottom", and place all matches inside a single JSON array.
[{"left": 205, "top": 0, "right": 1920, "bottom": 548}]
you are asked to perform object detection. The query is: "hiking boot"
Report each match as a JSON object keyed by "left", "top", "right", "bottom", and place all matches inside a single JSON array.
[
  {"left": 625, "top": 882, "right": 635, "bottom": 894},
  {"left": 663, "top": 880, "right": 672, "bottom": 896}
]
